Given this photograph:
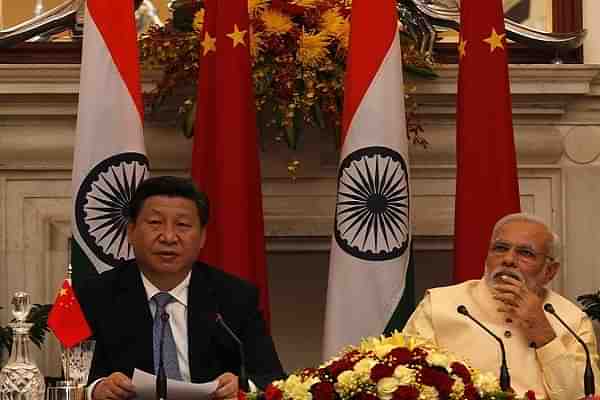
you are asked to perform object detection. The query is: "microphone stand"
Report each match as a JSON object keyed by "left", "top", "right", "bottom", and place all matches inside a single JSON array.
[
  {"left": 457, "top": 305, "right": 511, "bottom": 392},
  {"left": 215, "top": 313, "right": 249, "bottom": 392},
  {"left": 544, "top": 303, "right": 595, "bottom": 397}
]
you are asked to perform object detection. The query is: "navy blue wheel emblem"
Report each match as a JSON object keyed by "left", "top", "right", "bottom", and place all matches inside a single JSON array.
[
  {"left": 334, "top": 146, "right": 410, "bottom": 261},
  {"left": 75, "top": 152, "right": 149, "bottom": 266}
]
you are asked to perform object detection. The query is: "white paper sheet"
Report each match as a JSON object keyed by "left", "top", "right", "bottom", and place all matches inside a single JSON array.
[{"left": 132, "top": 369, "right": 218, "bottom": 400}]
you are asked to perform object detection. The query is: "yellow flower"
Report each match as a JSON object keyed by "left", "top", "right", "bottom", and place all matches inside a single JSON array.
[
  {"left": 277, "top": 375, "right": 318, "bottom": 400},
  {"left": 261, "top": 9, "right": 293, "bottom": 34},
  {"left": 376, "top": 377, "right": 400, "bottom": 400},
  {"left": 192, "top": 9, "right": 204, "bottom": 31},
  {"left": 248, "top": 0, "right": 270, "bottom": 17},
  {"left": 472, "top": 372, "right": 500, "bottom": 396},
  {"left": 291, "top": 0, "right": 321, "bottom": 7},
  {"left": 298, "top": 31, "right": 330, "bottom": 67},
  {"left": 319, "top": 9, "right": 348, "bottom": 40},
  {"left": 250, "top": 28, "right": 264, "bottom": 58}
]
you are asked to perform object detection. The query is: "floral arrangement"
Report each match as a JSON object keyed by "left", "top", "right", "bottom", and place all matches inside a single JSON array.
[
  {"left": 139, "top": 0, "right": 435, "bottom": 150},
  {"left": 261, "top": 332, "right": 538, "bottom": 400}
]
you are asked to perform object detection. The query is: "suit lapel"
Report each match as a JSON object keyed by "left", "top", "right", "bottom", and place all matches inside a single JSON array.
[
  {"left": 188, "top": 265, "right": 219, "bottom": 381},
  {"left": 113, "top": 264, "right": 154, "bottom": 374}
]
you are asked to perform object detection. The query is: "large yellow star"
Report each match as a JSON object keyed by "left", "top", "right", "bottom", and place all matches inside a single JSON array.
[
  {"left": 200, "top": 31, "right": 216, "bottom": 55},
  {"left": 226, "top": 24, "right": 247, "bottom": 48},
  {"left": 483, "top": 27, "right": 506, "bottom": 52},
  {"left": 59, "top": 288, "right": 67, "bottom": 296},
  {"left": 458, "top": 38, "right": 467, "bottom": 59}
]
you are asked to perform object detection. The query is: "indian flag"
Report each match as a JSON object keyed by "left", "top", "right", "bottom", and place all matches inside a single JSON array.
[
  {"left": 71, "top": 0, "right": 148, "bottom": 285},
  {"left": 322, "top": 0, "right": 414, "bottom": 359}
]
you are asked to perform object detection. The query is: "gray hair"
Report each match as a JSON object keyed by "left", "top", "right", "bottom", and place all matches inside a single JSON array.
[{"left": 491, "top": 212, "right": 561, "bottom": 263}]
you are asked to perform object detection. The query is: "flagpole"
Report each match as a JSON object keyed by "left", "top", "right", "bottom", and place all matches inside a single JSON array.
[{"left": 64, "top": 263, "right": 73, "bottom": 383}]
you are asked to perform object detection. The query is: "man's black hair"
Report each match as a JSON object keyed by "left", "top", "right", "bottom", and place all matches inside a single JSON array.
[{"left": 128, "top": 176, "right": 209, "bottom": 225}]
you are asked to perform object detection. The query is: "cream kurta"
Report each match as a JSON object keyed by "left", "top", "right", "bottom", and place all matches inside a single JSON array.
[{"left": 403, "top": 280, "right": 600, "bottom": 400}]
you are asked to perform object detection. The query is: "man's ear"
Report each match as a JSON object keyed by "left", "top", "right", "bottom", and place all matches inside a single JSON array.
[
  {"left": 126, "top": 220, "right": 135, "bottom": 244},
  {"left": 542, "top": 261, "right": 560, "bottom": 286},
  {"left": 198, "top": 226, "right": 207, "bottom": 249}
]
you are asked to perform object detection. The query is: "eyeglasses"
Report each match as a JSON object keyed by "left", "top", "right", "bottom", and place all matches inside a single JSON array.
[{"left": 489, "top": 240, "right": 554, "bottom": 265}]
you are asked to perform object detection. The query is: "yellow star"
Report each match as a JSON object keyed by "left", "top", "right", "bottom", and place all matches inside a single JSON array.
[
  {"left": 226, "top": 24, "right": 247, "bottom": 48},
  {"left": 59, "top": 288, "right": 67, "bottom": 297},
  {"left": 200, "top": 31, "right": 216, "bottom": 55},
  {"left": 458, "top": 38, "right": 467, "bottom": 59},
  {"left": 483, "top": 27, "right": 506, "bottom": 52}
]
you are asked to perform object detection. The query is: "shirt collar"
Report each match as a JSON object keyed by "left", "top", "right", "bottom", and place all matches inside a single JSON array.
[{"left": 140, "top": 271, "right": 190, "bottom": 307}]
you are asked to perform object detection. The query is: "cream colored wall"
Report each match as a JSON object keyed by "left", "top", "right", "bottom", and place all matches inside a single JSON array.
[
  {"left": 0, "top": 0, "right": 171, "bottom": 29},
  {"left": 584, "top": 0, "right": 600, "bottom": 63}
]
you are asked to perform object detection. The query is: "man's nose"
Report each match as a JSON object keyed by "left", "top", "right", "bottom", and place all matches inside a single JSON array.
[
  {"left": 159, "top": 223, "right": 177, "bottom": 242},
  {"left": 501, "top": 247, "right": 517, "bottom": 265}
]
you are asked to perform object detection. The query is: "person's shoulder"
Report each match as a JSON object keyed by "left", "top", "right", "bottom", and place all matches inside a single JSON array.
[
  {"left": 546, "top": 289, "right": 587, "bottom": 319},
  {"left": 77, "top": 260, "right": 137, "bottom": 295},
  {"left": 191, "top": 261, "right": 256, "bottom": 293},
  {"left": 427, "top": 280, "right": 478, "bottom": 296}
]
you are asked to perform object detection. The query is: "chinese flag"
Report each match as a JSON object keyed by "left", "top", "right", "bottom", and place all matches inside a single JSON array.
[
  {"left": 453, "top": 0, "right": 521, "bottom": 283},
  {"left": 48, "top": 280, "right": 92, "bottom": 347},
  {"left": 191, "top": 0, "right": 271, "bottom": 323}
]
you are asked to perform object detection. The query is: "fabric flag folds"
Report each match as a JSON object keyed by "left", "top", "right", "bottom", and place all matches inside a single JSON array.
[
  {"left": 453, "top": 0, "right": 521, "bottom": 283},
  {"left": 191, "top": 0, "right": 271, "bottom": 323},
  {"left": 71, "top": 0, "right": 148, "bottom": 286},
  {"left": 48, "top": 280, "right": 92, "bottom": 348},
  {"left": 322, "top": 0, "right": 413, "bottom": 359}
]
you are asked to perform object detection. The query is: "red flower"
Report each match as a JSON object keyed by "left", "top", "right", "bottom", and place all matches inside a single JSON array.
[
  {"left": 270, "top": 0, "right": 305, "bottom": 16},
  {"left": 388, "top": 348, "right": 412, "bottom": 366},
  {"left": 327, "top": 359, "right": 355, "bottom": 378},
  {"left": 352, "top": 393, "right": 378, "bottom": 400},
  {"left": 370, "top": 363, "right": 395, "bottom": 382},
  {"left": 525, "top": 390, "right": 537, "bottom": 400},
  {"left": 420, "top": 367, "right": 454, "bottom": 398},
  {"left": 311, "top": 382, "right": 336, "bottom": 400},
  {"left": 238, "top": 391, "right": 246, "bottom": 400},
  {"left": 450, "top": 361, "right": 472, "bottom": 384},
  {"left": 392, "top": 385, "right": 419, "bottom": 400},
  {"left": 264, "top": 384, "right": 283, "bottom": 400},
  {"left": 463, "top": 384, "right": 481, "bottom": 400},
  {"left": 410, "top": 348, "right": 428, "bottom": 365}
]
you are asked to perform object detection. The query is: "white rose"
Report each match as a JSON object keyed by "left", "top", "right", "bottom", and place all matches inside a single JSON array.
[
  {"left": 419, "top": 384, "right": 439, "bottom": 400},
  {"left": 376, "top": 377, "right": 400, "bottom": 400},
  {"left": 354, "top": 358, "right": 378, "bottom": 380},
  {"left": 393, "top": 365, "right": 416, "bottom": 385},
  {"left": 426, "top": 352, "right": 450, "bottom": 371}
]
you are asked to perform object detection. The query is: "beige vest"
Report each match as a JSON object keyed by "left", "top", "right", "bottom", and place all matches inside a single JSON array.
[{"left": 429, "top": 280, "right": 585, "bottom": 396}]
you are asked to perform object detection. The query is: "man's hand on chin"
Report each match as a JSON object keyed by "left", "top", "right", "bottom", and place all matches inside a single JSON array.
[
  {"left": 92, "top": 372, "right": 136, "bottom": 400},
  {"left": 214, "top": 372, "right": 239, "bottom": 400}
]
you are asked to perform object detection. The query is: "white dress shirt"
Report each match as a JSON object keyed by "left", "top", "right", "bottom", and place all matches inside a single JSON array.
[{"left": 141, "top": 271, "right": 192, "bottom": 381}]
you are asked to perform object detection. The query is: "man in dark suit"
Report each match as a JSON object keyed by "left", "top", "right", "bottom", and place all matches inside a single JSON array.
[{"left": 78, "top": 176, "right": 284, "bottom": 400}]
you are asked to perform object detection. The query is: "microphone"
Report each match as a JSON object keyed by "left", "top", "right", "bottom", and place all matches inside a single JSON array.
[
  {"left": 156, "top": 312, "right": 169, "bottom": 400},
  {"left": 457, "top": 305, "right": 511, "bottom": 392},
  {"left": 215, "top": 313, "right": 249, "bottom": 392},
  {"left": 544, "top": 303, "right": 595, "bottom": 397}
]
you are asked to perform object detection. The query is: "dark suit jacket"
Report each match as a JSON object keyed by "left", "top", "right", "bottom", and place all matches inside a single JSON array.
[{"left": 78, "top": 261, "right": 285, "bottom": 389}]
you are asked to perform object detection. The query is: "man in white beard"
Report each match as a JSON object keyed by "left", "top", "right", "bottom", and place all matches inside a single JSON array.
[{"left": 403, "top": 213, "right": 600, "bottom": 400}]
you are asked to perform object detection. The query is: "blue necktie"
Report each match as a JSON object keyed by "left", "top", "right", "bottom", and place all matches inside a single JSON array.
[{"left": 152, "top": 292, "right": 182, "bottom": 380}]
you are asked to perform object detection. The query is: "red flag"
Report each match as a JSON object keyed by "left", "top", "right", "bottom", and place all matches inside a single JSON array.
[
  {"left": 48, "top": 280, "right": 92, "bottom": 348},
  {"left": 453, "top": 0, "right": 521, "bottom": 283},
  {"left": 191, "top": 0, "right": 270, "bottom": 323}
]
